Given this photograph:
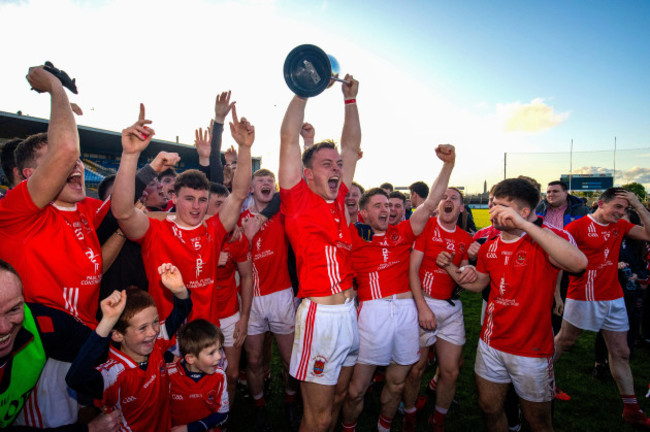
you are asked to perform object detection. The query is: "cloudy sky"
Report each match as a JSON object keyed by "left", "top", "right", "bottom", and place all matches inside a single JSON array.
[{"left": 1, "top": 0, "right": 649, "bottom": 193}]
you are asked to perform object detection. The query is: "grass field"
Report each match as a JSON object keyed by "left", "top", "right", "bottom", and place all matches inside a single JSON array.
[
  {"left": 227, "top": 207, "right": 649, "bottom": 431},
  {"left": 228, "top": 290, "right": 650, "bottom": 431}
]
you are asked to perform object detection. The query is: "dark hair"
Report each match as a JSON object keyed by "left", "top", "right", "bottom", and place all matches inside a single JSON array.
[
  {"left": 358, "top": 187, "right": 389, "bottom": 210},
  {"left": 599, "top": 187, "right": 626, "bottom": 203},
  {"left": 492, "top": 178, "right": 540, "bottom": 211},
  {"left": 389, "top": 190, "right": 406, "bottom": 204},
  {"left": 380, "top": 182, "right": 394, "bottom": 192},
  {"left": 209, "top": 182, "right": 229, "bottom": 197},
  {"left": 113, "top": 288, "right": 157, "bottom": 335},
  {"left": 0, "top": 258, "right": 22, "bottom": 283},
  {"left": 351, "top": 181, "right": 365, "bottom": 194},
  {"left": 177, "top": 319, "right": 224, "bottom": 357},
  {"left": 98, "top": 174, "right": 116, "bottom": 201},
  {"left": 517, "top": 175, "right": 541, "bottom": 192},
  {"left": 409, "top": 181, "right": 429, "bottom": 200},
  {"left": 1, "top": 138, "right": 22, "bottom": 186},
  {"left": 14, "top": 133, "right": 48, "bottom": 173},
  {"left": 547, "top": 180, "right": 568, "bottom": 191},
  {"left": 157, "top": 168, "right": 177, "bottom": 181},
  {"left": 174, "top": 169, "right": 210, "bottom": 194},
  {"left": 301, "top": 141, "right": 337, "bottom": 169}
]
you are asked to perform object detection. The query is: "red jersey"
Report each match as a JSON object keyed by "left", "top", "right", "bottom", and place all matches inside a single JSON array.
[
  {"left": 241, "top": 210, "right": 293, "bottom": 297},
  {"left": 213, "top": 233, "right": 250, "bottom": 318},
  {"left": 351, "top": 221, "right": 416, "bottom": 301},
  {"left": 280, "top": 180, "right": 353, "bottom": 298},
  {"left": 565, "top": 215, "right": 634, "bottom": 301},
  {"left": 168, "top": 361, "right": 229, "bottom": 429},
  {"left": 414, "top": 218, "right": 472, "bottom": 299},
  {"left": 476, "top": 225, "right": 573, "bottom": 357},
  {"left": 97, "top": 338, "right": 174, "bottom": 432},
  {"left": 135, "top": 215, "right": 226, "bottom": 325},
  {"left": 0, "top": 181, "right": 108, "bottom": 327},
  {"left": 473, "top": 225, "right": 500, "bottom": 241}
]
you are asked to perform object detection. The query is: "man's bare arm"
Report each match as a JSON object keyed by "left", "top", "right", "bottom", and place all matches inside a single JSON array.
[
  {"left": 111, "top": 104, "right": 156, "bottom": 240},
  {"left": 340, "top": 75, "right": 361, "bottom": 189},
  {"left": 220, "top": 105, "right": 254, "bottom": 232},
  {"left": 621, "top": 191, "right": 650, "bottom": 241},
  {"left": 410, "top": 249, "right": 437, "bottom": 330},
  {"left": 25, "top": 66, "right": 79, "bottom": 208},
  {"left": 490, "top": 206, "right": 588, "bottom": 273},
  {"left": 409, "top": 145, "right": 455, "bottom": 236},
  {"left": 279, "top": 96, "right": 307, "bottom": 190}
]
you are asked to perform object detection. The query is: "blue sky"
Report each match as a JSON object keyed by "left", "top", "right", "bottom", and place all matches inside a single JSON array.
[{"left": 1, "top": 0, "right": 649, "bottom": 192}]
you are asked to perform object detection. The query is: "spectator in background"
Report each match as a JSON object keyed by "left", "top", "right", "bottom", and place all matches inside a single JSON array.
[
  {"left": 380, "top": 182, "right": 394, "bottom": 195},
  {"left": 536, "top": 181, "right": 589, "bottom": 229},
  {"left": 0, "top": 138, "right": 23, "bottom": 191},
  {"left": 409, "top": 181, "right": 429, "bottom": 209}
]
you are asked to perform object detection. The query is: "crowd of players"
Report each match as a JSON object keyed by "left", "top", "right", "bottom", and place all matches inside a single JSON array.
[{"left": 1, "top": 64, "right": 650, "bottom": 432}]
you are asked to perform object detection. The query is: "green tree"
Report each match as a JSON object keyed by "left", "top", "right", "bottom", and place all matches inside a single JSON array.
[{"left": 621, "top": 182, "right": 647, "bottom": 202}]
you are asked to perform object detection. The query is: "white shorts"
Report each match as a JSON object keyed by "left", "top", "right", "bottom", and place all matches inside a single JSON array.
[
  {"left": 248, "top": 287, "right": 296, "bottom": 336},
  {"left": 14, "top": 359, "right": 80, "bottom": 428},
  {"left": 357, "top": 297, "right": 419, "bottom": 366},
  {"left": 563, "top": 298, "right": 629, "bottom": 332},
  {"left": 475, "top": 339, "right": 555, "bottom": 403},
  {"left": 419, "top": 297, "right": 466, "bottom": 347},
  {"left": 220, "top": 311, "right": 241, "bottom": 348},
  {"left": 290, "top": 298, "right": 359, "bottom": 385}
]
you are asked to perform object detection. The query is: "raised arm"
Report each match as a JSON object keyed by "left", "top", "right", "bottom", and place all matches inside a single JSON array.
[
  {"left": 490, "top": 206, "right": 588, "bottom": 273},
  {"left": 340, "top": 75, "right": 361, "bottom": 189},
  {"left": 111, "top": 104, "right": 156, "bottom": 240},
  {"left": 279, "top": 96, "right": 307, "bottom": 189},
  {"left": 409, "top": 144, "right": 456, "bottom": 236},
  {"left": 621, "top": 190, "right": 650, "bottom": 241},
  {"left": 219, "top": 105, "right": 254, "bottom": 232},
  {"left": 25, "top": 66, "right": 79, "bottom": 208}
]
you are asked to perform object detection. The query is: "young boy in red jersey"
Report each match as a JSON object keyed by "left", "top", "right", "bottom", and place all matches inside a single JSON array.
[
  {"left": 66, "top": 264, "right": 192, "bottom": 431},
  {"left": 168, "top": 319, "right": 229, "bottom": 432}
]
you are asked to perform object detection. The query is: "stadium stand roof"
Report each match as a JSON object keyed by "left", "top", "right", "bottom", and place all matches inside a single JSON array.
[{"left": 0, "top": 110, "right": 261, "bottom": 185}]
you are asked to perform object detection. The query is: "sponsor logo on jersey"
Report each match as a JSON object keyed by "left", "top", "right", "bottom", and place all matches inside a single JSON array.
[{"left": 588, "top": 223, "right": 599, "bottom": 238}]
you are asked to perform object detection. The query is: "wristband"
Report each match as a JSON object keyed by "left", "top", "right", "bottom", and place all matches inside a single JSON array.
[
  {"left": 115, "top": 230, "right": 127, "bottom": 239},
  {"left": 345, "top": 98, "right": 356, "bottom": 105}
]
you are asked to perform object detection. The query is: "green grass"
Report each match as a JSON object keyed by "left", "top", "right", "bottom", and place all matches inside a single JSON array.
[{"left": 228, "top": 293, "right": 650, "bottom": 431}]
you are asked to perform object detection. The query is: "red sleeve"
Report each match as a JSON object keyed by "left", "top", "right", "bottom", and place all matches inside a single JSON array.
[
  {"left": 231, "top": 235, "right": 251, "bottom": 263},
  {"left": 413, "top": 219, "right": 432, "bottom": 252}
]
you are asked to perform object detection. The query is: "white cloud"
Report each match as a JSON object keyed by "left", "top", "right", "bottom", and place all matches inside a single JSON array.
[{"left": 497, "top": 98, "right": 570, "bottom": 133}]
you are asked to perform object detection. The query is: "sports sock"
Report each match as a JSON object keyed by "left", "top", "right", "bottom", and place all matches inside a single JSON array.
[
  {"left": 377, "top": 414, "right": 393, "bottom": 432},
  {"left": 433, "top": 406, "right": 448, "bottom": 425},
  {"left": 341, "top": 421, "right": 357, "bottom": 432}
]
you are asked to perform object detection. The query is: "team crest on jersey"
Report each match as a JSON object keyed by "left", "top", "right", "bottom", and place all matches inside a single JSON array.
[
  {"left": 312, "top": 355, "right": 327, "bottom": 376},
  {"left": 612, "top": 229, "right": 619, "bottom": 238},
  {"left": 390, "top": 232, "right": 400, "bottom": 242},
  {"left": 602, "top": 230, "right": 611, "bottom": 242},
  {"left": 459, "top": 243, "right": 466, "bottom": 254},
  {"left": 515, "top": 251, "right": 526, "bottom": 266}
]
